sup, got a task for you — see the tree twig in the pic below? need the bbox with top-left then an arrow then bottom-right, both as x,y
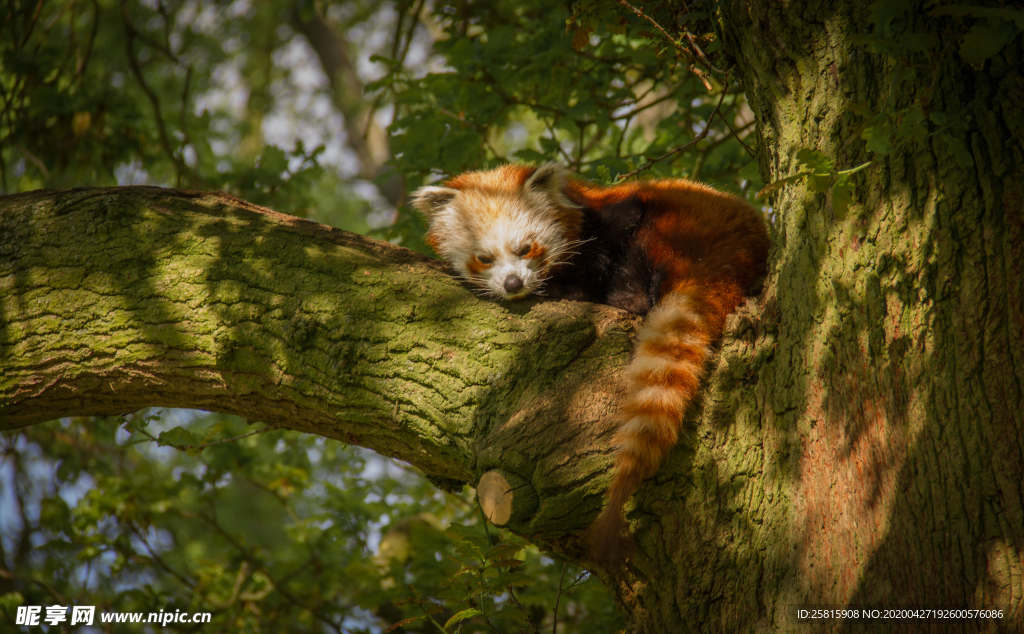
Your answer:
21,0 -> 45,48
16,143 -> 50,180
132,525 -> 197,589
704,119 -> 755,155
552,562 -> 567,634
120,0 -> 194,187
542,119 -> 576,166
507,587 -> 542,634
614,0 -> 716,89
617,89 -> 727,180
74,0 -> 101,84
610,85 -> 683,121
129,422 -> 271,452
718,103 -> 756,156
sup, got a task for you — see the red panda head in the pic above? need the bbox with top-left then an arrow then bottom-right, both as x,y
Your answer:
411,163 -> 584,300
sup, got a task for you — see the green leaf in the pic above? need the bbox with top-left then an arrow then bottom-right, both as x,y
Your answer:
444,609 -> 482,630
604,20 -> 626,35
930,6 -> 1024,29
586,157 -> 631,182
258,146 -> 288,174
867,0 -> 914,33
445,523 -> 490,558
900,32 -> 940,52
40,497 -> 72,532
836,161 -> 873,176
0,593 -> 26,613
157,426 -> 200,448
847,101 -> 874,117
756,172 -> 808,198
862,118 -> 894,155
831,181 -> 854,219
539,136 -> 563,155
436,586 -> 470,601
571,27 -> 591,51
384,617 -> 425,633
942,133 -> 975,168
795,148 -> 834,173
497,602 -> 530,624
959,21 -> 1020,65
484,542 -> 525,561
896,106 -> 927,143
486,569 -> 534,589
807,173 -> 832,194
738,160 -> 762,182
514,148 -> 549,164
198,422 -> 225,444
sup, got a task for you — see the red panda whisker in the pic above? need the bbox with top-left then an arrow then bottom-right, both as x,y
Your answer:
549,250 -> 581,260
542,250 -> 581,265
564,237 -> 596,249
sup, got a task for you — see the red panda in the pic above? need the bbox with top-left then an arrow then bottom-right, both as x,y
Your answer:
412,163 -> 770,561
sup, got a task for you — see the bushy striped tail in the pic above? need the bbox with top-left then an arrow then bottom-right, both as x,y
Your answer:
590,284 -> 735,564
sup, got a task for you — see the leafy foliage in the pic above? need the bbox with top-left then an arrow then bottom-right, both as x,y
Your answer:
369,0 -> 760,251
0,0 -> 371,227
930,4 -> 1024,64
1,415 -> 623,633
378,0 -> 759,197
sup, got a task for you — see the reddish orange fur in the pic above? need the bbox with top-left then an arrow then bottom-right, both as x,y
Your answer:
565,177 -> 769,566
427,165 -> 586,255
465,255 -> 492,275
523,242 -> 545,260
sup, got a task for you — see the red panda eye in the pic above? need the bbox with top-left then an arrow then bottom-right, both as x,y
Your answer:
477,255 -> 493,265
517,244 -> 532,257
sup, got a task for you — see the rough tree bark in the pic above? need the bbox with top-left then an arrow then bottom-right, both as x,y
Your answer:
2,3 -> 1023,634
0,186 -> 639,538
649,1 -> 1022,633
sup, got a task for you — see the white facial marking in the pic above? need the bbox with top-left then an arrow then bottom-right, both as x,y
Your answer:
414,165 -> 581,301
427,193 -> 570,301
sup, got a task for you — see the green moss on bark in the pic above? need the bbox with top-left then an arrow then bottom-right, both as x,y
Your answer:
0,187 -> 637,554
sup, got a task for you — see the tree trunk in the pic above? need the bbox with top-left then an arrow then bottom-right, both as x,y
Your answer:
586,1 -> 1015,632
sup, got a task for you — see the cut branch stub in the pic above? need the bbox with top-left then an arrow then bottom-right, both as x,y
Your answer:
477,470 -> 539,526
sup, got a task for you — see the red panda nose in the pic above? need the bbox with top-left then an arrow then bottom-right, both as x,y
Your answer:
504,275 -> 524,294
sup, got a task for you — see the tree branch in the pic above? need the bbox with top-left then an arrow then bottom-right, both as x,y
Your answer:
0,186 -> 635,543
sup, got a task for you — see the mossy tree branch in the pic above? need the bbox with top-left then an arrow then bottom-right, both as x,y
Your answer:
0,186 -> 638,543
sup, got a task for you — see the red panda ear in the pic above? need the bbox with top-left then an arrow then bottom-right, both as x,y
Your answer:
525,162 -> 567,193
525,163 -> 578,210
411,186 -> 459,216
